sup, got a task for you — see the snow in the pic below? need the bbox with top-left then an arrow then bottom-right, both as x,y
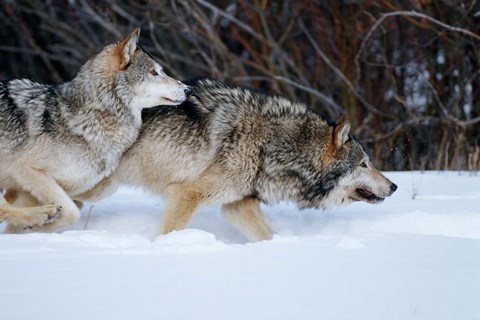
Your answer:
1,171 -> 479,320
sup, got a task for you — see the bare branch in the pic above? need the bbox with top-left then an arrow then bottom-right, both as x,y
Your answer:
416,71 -> 480,129
196,0 -> 267,43
355,10 -> 480,83
298,19 -> 393,119
234,75 -> 344,118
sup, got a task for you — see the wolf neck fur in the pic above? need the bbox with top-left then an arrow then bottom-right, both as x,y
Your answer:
58,79 -> 141,151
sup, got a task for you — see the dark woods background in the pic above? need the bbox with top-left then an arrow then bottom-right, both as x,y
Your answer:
0,0 -> 479,171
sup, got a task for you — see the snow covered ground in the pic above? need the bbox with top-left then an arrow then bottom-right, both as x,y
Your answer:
1,171 -> 479,320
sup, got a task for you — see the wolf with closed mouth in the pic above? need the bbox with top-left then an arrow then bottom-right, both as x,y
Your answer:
73,78 -> 397,241
1,28 -> 191,232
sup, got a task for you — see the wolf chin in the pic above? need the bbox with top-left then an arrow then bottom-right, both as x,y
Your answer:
1,28 -> 191,232
76,78 -> 397,241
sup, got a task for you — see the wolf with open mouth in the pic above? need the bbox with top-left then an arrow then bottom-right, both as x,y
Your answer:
75,78 -> 397,241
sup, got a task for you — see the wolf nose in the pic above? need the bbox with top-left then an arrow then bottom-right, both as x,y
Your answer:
390,183 -> 398,193
184,86 -> 193,97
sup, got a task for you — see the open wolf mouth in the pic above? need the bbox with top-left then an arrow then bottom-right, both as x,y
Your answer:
354,188 -> 384,203
163,97 -> 183,104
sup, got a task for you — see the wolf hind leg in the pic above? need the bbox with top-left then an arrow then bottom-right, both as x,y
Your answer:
10,168 -> 80,232
159,184 -> 204,236
222,198 -> 274,242
0,192 -> 61,233
72,174 -> 121,211
75,174 -> 119,203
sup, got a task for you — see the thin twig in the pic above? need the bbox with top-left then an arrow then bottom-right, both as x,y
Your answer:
273,76 -> 344,115
415,71 -> 480,128
83,205 -> 94,230
196,0 -> 267,43
234,75 -> 344,117
355,10 -> 480,83
298,19 -> 393,119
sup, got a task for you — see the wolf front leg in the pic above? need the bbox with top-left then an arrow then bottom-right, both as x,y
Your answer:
222,198 -> 274,242
10,168 -> 80,232
159,184 -> 204,236
0,192 -> 60,232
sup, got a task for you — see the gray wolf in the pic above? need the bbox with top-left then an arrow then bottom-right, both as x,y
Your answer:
78,78 -> 397,241
0,28 -> 191,232
11,78 -> 396,240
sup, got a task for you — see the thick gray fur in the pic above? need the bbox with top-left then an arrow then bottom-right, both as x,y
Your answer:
79,78 -> 396,241
1,28 -> 190,232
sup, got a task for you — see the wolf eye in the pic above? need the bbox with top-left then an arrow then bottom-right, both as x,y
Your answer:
150,69 -> 158,76
360,161 -> 367,168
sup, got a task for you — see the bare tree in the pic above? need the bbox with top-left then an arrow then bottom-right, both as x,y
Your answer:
0,0 -> 478,171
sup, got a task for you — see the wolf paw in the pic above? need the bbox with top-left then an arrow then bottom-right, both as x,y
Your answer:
4,204 -> 61,234
26,204 -> 62,228
42,205 -> 62,224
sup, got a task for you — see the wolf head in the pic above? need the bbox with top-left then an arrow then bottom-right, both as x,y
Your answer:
75,28 -> 191,110
256,104 -> 397,209
315,117 -> 397,207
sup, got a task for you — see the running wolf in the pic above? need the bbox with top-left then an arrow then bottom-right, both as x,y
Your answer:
76,78 -> 397,241
0,28 -> 191,232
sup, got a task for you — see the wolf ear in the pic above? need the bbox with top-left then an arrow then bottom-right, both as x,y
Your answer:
117,28 -> 141,69
333,116 -> 351,149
